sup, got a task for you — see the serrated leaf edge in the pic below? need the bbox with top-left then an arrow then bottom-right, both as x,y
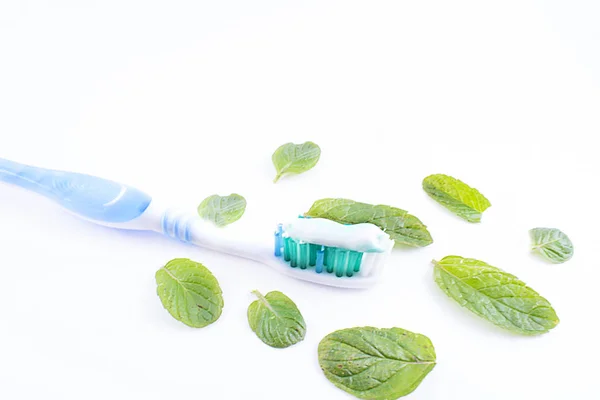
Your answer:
432,258 -> 559,335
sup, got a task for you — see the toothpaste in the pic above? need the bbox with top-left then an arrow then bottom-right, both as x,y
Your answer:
283,217 -> 394,253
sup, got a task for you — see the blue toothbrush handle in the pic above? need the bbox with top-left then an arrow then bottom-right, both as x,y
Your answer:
0,158 -> 152,224
0,157 -> 272,261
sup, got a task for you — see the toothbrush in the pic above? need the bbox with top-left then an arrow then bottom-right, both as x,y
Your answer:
0,158 -> 394,288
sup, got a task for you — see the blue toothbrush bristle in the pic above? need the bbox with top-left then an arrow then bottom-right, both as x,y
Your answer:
274,224 -> 283,257
315,246 -> 325,273
274,230 -> 363,277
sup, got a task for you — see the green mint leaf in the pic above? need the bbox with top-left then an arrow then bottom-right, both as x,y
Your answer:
318,327 -> 436,399
155,258 -> 224,328
422,174 -> 491,222
530,228 -> 574,263
305,198 -> 433,247
272,141 -> 321,183
433,256 -> 559,335
197,193 -> 246,227
247,290 -> 306,348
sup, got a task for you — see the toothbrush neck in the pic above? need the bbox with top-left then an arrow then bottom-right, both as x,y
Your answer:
160,209 -> 272,262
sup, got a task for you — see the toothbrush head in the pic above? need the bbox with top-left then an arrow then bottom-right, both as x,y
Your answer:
272,217 -> 394,289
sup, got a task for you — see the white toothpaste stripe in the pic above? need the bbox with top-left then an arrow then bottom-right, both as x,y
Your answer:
284,218 -> 393,253
103,185 -> 127,206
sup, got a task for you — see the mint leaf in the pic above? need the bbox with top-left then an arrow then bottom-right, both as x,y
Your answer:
305,198 -> 433,247
247,290 -> 306,348
318,327 -> 436,399
530,228 -> 574,264
433,256 -> 559,335
155,258 -> 224,328
197,193 -> 246,227
272,141 -> 321,183
422,174 -> 491,222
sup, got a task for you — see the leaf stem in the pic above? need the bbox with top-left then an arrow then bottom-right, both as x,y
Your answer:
251,289 -> 266,301
273,173 -> 282,183
251,290 -> 277,314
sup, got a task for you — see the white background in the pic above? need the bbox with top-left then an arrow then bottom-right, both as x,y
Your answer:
1,1 -> 599,399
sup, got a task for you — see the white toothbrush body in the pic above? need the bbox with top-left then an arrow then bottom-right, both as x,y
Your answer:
0,158 -> 393,288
